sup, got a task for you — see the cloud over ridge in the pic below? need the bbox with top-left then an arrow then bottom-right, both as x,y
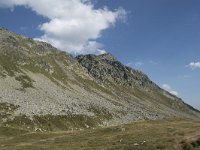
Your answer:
0,0 -> 126,54
162,84 -> 178,96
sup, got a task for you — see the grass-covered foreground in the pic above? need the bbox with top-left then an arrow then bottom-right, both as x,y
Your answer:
0,119 -> 200,150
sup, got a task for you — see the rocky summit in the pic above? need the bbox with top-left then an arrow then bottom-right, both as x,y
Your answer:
0,27 -> 199,131
76,53 -> 154,87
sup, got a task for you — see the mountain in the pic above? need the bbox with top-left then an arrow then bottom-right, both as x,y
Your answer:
0,27 -> 199,131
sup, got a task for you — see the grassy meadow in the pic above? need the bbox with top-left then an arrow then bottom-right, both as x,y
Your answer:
0,119 -> 200,150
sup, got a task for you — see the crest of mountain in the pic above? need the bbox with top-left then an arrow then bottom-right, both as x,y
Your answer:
76,53 -> 154,87
0,27 -> 199,131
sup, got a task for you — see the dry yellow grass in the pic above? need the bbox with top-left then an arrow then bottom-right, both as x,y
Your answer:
0,119 -> 200,150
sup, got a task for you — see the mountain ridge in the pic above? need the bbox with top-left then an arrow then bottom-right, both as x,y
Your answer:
0,27 -> 199,131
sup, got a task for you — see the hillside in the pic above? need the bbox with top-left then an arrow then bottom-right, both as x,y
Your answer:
0,27 -> 199,131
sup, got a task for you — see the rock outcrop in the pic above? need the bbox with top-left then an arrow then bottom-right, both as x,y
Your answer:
76,53 -> 154,87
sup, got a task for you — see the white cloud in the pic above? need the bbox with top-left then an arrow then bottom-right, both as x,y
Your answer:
188,61 -> 200,69
126,61 -> 144,67
135,62 -> 144,67
127,60 -> 158,68
0,0 -> 126,55
149,60 -> 157,65
162,84 -> 178,96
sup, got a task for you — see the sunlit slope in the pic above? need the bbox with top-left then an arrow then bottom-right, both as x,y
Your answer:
0,27 -> 199,131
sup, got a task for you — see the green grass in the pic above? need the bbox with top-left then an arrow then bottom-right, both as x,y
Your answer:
0,127 -> 28,137
21,54 -> 71,87
15,74 -> 34,89
0,55 -> 21,76
2,114 -> 108,132
88,105 -> 113,121
0,119 -> 200,150
73,76 -> 119,100
0,103 -> 19,124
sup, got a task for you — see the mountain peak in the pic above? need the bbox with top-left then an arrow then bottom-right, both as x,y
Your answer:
76,53 -> 154,87
0,27 -> 9,31
97,53 -> 116,61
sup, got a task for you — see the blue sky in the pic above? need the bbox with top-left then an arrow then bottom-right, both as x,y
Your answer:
0,0 -> 199,109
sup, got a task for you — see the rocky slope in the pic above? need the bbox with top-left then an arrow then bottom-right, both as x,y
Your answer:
0,27 -> 199,131
76,53 -> 155,87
